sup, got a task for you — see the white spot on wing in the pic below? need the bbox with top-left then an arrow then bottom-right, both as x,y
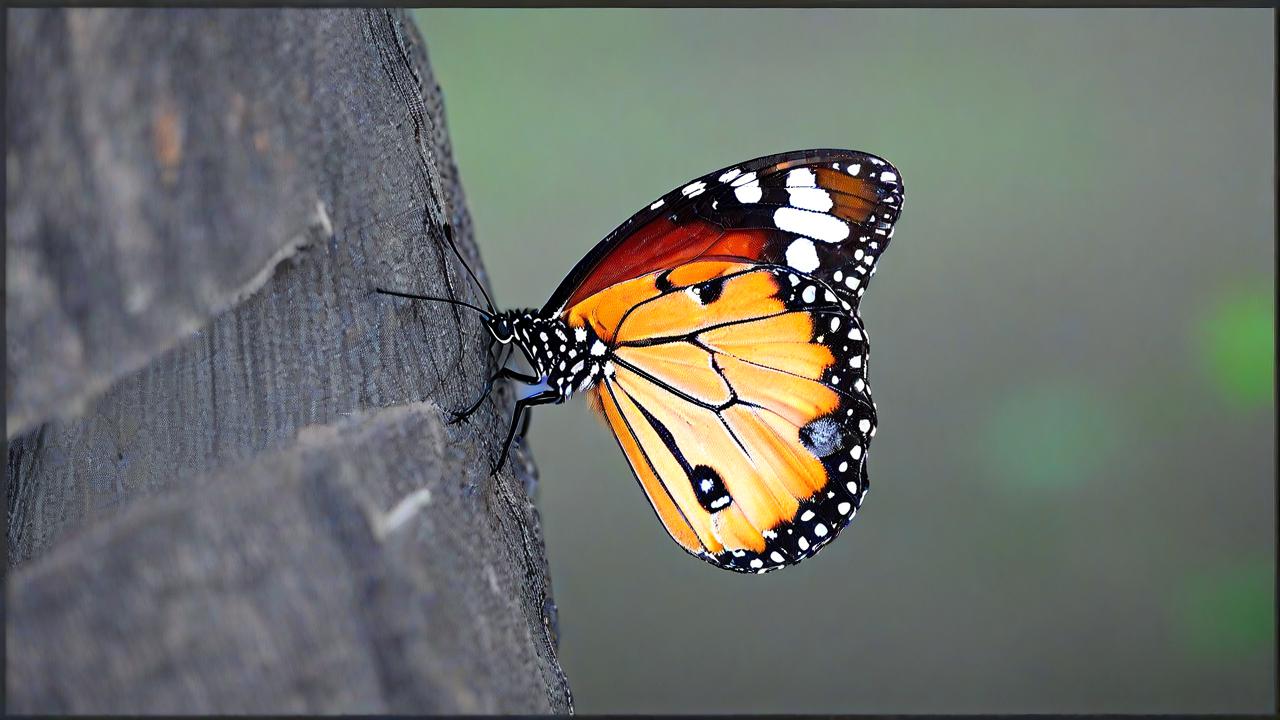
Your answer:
786,167 -> 817,186
682,181 -> 707,198
773,207 -> 849,243
787,187 -> 834,212
718,167 -> 742,182
735,180 -> 762,204
785,238 -> 820,273
650,198 -> 665,210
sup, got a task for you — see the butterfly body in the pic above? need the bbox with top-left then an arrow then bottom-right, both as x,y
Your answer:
443,149 -> 903,573
488,310 -> 608,400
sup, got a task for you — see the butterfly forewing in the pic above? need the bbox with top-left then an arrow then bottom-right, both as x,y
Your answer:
546,149 -> 904,315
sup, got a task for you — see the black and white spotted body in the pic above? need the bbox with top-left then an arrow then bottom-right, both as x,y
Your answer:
487,310 -> 608,400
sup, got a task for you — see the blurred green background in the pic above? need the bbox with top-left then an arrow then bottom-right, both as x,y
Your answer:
413,9 -> 1274,714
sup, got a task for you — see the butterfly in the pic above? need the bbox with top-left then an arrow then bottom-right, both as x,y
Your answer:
379,149 -> 905,573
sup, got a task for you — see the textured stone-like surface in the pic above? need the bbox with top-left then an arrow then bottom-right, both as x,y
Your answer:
6,7 -> 486,564
5,9 -> 570,713
7,403 -> 569,713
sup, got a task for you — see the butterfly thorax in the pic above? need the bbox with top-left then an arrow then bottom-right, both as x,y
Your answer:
490,310 -> 609,399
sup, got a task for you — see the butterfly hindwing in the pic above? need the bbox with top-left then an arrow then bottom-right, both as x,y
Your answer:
583,261 -> 876,573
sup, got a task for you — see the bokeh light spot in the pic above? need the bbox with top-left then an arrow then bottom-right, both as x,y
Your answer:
1172,559 -> 1274,660
980,380 -> 1124,492
1193,285 -> 1273,409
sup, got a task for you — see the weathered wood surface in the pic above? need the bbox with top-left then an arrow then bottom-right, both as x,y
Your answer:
6,8 -> 571,713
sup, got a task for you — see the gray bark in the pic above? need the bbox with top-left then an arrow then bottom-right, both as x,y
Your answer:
5,8 -> 571,713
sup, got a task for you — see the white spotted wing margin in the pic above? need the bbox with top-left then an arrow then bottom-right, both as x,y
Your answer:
682,149 -> 905,307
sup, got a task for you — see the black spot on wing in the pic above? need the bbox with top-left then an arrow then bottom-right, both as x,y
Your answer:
690,276 -> 726,305
800,417 -> 845,457
690,464 -> 731,513
655,268 -> 675,293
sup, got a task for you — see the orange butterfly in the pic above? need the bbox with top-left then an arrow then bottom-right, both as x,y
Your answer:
380,149 -> 904,573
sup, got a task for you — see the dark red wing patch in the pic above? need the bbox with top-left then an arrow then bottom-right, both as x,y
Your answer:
557,217 -> 770,313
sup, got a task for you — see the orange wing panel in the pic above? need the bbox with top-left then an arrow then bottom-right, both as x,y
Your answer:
594,383 -> 712,555
615,269 -> 785,344
566,260 -> 758,343
665,260 -> 750,287
716,353 -> 841,427
699,313 -> 833,380
613,366 -> 791,539
613,343 -> 732,407
711,505 -> 768,554
565,273 -> 661,343
720,404 -> 826,499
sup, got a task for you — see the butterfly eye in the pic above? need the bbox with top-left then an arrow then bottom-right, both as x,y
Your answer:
488,318 -> 514,343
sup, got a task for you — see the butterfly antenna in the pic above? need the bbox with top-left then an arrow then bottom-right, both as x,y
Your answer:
441,223 -> 497,315
374,287 -> 493,319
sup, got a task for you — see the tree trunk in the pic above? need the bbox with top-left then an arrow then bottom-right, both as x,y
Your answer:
5,8 -> 571,713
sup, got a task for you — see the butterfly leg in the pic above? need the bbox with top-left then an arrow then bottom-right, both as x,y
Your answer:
447,358 -> 535,425
491,387 -> 558,476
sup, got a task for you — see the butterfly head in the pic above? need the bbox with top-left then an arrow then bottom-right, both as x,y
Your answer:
486,312 -> 518,344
